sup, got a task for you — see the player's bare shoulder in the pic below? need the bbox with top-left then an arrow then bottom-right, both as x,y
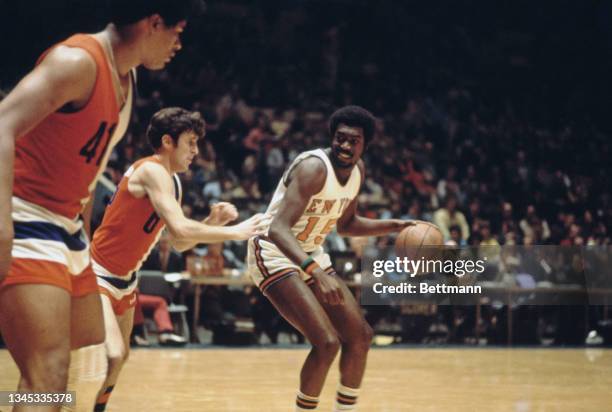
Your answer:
39,45 -> 97,106
287,155 -> 327,186
44,45 -> 97,72
128,160 -> 172,198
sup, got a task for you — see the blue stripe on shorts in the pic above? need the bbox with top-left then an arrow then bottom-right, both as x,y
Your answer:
14,221 -> 87,251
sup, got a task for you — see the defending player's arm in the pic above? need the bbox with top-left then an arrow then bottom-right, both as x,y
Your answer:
337,161 -> 414,237
268,157 -> 344,305
0,47 -> 97,281
170,202 -> 239,252
136,162 -> 265,245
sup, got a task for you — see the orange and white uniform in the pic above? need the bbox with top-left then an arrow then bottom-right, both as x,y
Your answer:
246,149 -> 361,293
2,34 -> 134,296
91,157 -> 182,314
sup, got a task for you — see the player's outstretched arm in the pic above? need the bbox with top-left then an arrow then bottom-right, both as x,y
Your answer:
336,197 -> 414,237
268,157 -> 344,305
170,202 -> 239,251
0,47 -> 97,282
137,163 -> 266,245
336,162 -> 415,237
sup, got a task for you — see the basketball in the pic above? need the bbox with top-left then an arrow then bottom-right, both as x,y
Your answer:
395,221 -> 444,262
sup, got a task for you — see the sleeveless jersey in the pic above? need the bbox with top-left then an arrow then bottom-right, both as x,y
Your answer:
264,149 -> 361,252
90,156 -> 182,277
13,34 -> 134,220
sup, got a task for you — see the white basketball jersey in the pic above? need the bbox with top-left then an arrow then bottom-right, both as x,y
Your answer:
264,149 -> 361,252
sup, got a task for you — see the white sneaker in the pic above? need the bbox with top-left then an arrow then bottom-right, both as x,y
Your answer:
159,332 -> 187,346
586,330 -> 603,346
132,335 -> 150,347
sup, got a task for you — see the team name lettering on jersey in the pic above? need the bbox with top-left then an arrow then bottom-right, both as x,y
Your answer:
305,198 -> 350,215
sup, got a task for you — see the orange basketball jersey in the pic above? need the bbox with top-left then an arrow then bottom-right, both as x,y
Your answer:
13,34 -> 121,219
91,157 -> 181,277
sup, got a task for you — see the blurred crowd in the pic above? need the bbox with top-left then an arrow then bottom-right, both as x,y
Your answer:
99,2 -> 610,256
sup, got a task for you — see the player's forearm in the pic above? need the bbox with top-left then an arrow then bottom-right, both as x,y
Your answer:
170,214 -> 226,252
170,218 -> 219,252
168,218 -> 210,252
268,222 -> 311,268
0,134 -> 15,281
338,216 -> 406,237
169,219 -> 240,243
170,237 -> 199,253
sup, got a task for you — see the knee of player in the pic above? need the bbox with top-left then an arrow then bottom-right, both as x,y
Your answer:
25,350 -> 70,391
123,348 -> 131,363
347,322 -> 374,352
360,323 -> 374,349
314,334 -> 341,356
107,356 -> 124,374
362,322 -> 374,345
107,348 -> 129,371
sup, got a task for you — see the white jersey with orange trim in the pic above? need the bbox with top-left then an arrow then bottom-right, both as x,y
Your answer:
246,148 -> 361,293
263,148 -> 361,252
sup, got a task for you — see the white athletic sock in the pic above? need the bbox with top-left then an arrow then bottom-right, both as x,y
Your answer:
295,390 -> 319,411
333,383 -> 360,411
61,343 -> 108,412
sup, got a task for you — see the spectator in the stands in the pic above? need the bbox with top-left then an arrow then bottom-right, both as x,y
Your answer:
433,195 -> 470,242
142,232 -> 185,273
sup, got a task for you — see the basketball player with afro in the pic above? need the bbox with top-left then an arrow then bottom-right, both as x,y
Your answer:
247,105 -> 415,411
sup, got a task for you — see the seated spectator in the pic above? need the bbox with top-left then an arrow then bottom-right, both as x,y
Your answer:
142,232 -> 185,273
560,223 -> 582,246
447,225 -> 467,247
478,222 -> 501,280
131,292 -> 187,346
480,221 -> 500,248
520,205 -> 551,243
500,202 -> 519,237
437,165 -> 463,204
467,198 -> 487,236
402,159 -> 435,197
403,200 -> 425,221
202,243 -> 225,275
433,195 -> 470,242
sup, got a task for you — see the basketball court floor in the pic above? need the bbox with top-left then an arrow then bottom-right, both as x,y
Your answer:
1,347 -> 611,411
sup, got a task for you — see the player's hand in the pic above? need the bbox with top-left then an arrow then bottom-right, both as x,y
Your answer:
206,202 -> 238,226
393,219 -> 417,232
230,213 -> 270,241
312,267 -> 344,306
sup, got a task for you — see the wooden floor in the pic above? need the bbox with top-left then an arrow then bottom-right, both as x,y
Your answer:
1,348 -> 611,411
